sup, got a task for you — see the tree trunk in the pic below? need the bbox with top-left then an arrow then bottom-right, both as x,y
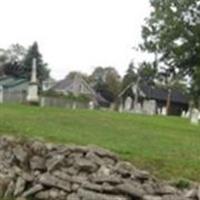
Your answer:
166,89 -> 171,115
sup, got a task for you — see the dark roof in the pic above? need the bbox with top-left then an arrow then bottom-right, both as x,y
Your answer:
0,76 -> 28,89
51,75 -> 95,95
51,77 -> 73,91
140,85 -> 189,104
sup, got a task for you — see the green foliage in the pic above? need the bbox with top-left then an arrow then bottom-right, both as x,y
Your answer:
138,62 -> 157,85
0,104 -> 200,181
122,62 -> 137,89
172,179 -> 191,190
23,42 -> 50,84
141,0 -> 200,105
91,67 -> 121,102
42,90 -> 91,103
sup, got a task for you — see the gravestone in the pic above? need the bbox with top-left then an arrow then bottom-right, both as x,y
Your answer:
133,103 -> 142,114
190,108 -> 199,125
143,100 -> 157,115
161,107 -> 167,116
118,104 -> 123,113
72,102 -> 77,110
88,101 -> 95,110
124,96 -> 132,111
40,97 -> 45,107
26,58 -> 39,104
181,110 -> 186,118
0,85 -> 3,103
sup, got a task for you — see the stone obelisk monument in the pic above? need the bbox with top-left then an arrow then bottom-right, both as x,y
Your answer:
26,58 -> 39,104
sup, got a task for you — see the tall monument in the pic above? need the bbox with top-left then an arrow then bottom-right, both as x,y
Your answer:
27,58 -> 39,104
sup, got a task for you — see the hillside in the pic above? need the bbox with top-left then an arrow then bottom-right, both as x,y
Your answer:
0,104 -> 199,181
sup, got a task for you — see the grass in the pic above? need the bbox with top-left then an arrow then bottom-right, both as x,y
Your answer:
0,104 -> 200,181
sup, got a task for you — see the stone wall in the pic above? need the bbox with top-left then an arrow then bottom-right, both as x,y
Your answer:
0,136 -> 198,200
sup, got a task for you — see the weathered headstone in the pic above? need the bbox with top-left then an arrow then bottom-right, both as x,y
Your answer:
124,97 -> 132,112
40,97 -> 45,108
72,102 -> 77,110
133,103 -> 142,114
88,101 -> 95,110
118,104 -> 123,113
190,108 -> 199,125
143,100 -> 157,115
181,110 -> 186,118
26,58 -> 39,104
161,107 -> 167,116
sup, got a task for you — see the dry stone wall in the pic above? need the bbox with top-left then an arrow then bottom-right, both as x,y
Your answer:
0,136 -> 198,200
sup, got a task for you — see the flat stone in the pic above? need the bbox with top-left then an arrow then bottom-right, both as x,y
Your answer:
116,183 -> 145,198
14,177 -> 26,196
39,173 -> 71,192
46,155 -> 64,171
30,156 -> 46,171
13,146 -> 28,164
78,188 -> 129,200
22,184 -> 43,197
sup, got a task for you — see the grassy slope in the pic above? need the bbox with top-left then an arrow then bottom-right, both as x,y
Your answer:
0,104 -> 200,181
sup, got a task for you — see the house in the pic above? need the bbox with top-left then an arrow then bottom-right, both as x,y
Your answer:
0,76 -> 29,103
119,83 -> 189,116
49,74 -> 109,107
51,74 -> 95,96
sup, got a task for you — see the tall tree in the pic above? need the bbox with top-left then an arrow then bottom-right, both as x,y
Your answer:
23,42 -> 49,84
122,62 -> 137,89
90,67 -> 121,103
138,62 -> 157,86
140,0 -> 200,106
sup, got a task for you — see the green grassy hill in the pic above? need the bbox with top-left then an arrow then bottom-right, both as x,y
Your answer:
0,104 -> 200,181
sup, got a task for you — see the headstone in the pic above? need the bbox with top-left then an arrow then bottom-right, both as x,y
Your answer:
133,103 -> 142,114
40,97 -> 45,108
181,111 -> 186,118
26,58 -> 39,104
88,101 -> 95,110
72,102 -> 77,110
0,85 -> 3,103
124,97 -> 132,112
161,107 -> 167,116
143,100 -> 157,115
118,104 -> 123,113
190,108 -> 199,125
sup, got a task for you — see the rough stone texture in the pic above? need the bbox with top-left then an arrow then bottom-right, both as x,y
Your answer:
0,136 -> 198,200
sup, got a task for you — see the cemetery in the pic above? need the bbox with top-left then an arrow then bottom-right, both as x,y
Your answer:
0,0 -> 200,199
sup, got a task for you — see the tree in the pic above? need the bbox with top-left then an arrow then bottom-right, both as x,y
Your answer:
138,62 -> 157,86
140,0 -> 200,106
23,42 -> 49,84
122,62 -> 137,89
0,44 -> 27,77
90,67 -> 121,103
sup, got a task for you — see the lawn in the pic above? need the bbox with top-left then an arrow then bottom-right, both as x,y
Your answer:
0,104 -> 200,181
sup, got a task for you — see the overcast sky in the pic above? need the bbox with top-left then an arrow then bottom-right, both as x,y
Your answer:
0,0 -> 151,80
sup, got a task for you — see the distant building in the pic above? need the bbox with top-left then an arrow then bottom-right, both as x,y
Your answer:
0,76 -> 29,103
49,74 -> 109,107
51,74 -> 95,96
119,83 -> 189,116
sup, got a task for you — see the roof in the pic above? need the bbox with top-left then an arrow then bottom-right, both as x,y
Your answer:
51,77 -> 73,91
0,76 -> 28,89
120,83 -> 189,105
51,74 -> 95,95
140,85 -> 189,104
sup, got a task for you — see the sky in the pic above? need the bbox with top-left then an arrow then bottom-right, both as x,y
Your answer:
0,0 -> 151,80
